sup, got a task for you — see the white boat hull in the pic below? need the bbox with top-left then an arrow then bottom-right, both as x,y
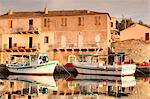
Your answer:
75,63 -> 136,76
8,75 -> 58,90
6,61 -> 58,75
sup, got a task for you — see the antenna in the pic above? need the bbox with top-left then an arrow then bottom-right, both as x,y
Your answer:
122,14 -> 126,29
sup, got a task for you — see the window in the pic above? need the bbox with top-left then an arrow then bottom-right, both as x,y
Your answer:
8,20 -> 13,28
111,22 -> 113,27
77,33 -> 83,47
9,37 -> 12,48
44,18 -> 50,28
29,37 -> 33,48
145,33 -> 149,41
44,18 -> 47,27
68,55 -> 76,63
61,35 -> 66,47
95,16 -> 101,25
29,19 -> 33,30
61,18 -> 67,26
44,36 -> 49,43
78,17 -> 84,26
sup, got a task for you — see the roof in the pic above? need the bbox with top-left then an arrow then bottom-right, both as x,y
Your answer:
121,23 -> 150,32
0,10 -> 111,19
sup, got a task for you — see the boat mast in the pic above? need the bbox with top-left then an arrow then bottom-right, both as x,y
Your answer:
29,55 -> 31,66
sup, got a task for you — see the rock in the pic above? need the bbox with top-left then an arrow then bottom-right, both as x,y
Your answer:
112,39 -> 150,63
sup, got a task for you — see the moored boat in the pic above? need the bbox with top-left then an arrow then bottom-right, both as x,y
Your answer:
6,54 -> 59,75
74,53 -> 136,76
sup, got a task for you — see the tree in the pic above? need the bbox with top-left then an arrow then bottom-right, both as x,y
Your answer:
138,20 -> 144,25
138,20 -> 150,28
116,18 -> 134,31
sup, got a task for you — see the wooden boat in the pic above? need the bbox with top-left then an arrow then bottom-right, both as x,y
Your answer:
6,54 -> 59,75
74,53 -> 136,76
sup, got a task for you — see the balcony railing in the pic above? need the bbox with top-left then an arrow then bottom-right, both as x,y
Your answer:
3,43 -> 40,52
12,27 -> 39,34
49,42 -> 107,49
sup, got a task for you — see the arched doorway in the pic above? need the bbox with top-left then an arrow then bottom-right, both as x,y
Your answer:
68,55 -> 76,63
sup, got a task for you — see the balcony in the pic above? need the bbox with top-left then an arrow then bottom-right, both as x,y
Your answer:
3,43 -> 40,52
49,42 -> 106,51
13,26 -> 39,34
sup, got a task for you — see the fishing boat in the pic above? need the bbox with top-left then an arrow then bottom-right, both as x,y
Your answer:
74,53 -> 136,76
6,54 -> 59,75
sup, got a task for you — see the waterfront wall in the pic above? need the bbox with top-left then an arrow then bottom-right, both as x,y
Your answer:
0,9 -> 113,64
112,39 -> 150,63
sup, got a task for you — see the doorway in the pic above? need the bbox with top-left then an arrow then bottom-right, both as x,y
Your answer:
29,37 -> 33,48
9,37 -> 12,48
145,33 -> 149,41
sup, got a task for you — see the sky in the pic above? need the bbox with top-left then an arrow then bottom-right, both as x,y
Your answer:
0,0 -> 149,24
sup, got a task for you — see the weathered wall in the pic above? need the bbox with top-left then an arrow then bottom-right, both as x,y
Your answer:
112,39 -> 150,63
120,24 -> 150,41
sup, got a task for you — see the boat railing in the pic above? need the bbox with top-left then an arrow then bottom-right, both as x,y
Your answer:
78,53 -> 134,66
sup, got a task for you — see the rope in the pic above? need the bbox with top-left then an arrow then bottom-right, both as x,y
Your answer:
136,68 -> 146,76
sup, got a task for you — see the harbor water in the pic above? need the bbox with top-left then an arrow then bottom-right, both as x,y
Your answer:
0,72 -> 149,99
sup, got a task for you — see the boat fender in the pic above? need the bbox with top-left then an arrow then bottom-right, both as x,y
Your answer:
103,66 -> 106,70
96,66 -> 99,68
104,66 -> 109,71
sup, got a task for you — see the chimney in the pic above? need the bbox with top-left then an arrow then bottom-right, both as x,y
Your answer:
8,9 -> 13,15
87,10 -> 90,13
44,7 -> 48,14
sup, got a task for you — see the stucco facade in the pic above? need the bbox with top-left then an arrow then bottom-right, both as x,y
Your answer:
120,23 -> 150,41
0,9 -> 112,64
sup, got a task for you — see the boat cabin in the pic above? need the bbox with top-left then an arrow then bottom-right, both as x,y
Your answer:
10,54 -> 49,66
78,53 -> 126,65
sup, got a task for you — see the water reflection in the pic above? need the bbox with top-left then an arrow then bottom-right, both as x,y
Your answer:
55,75 -> 136,97
0,74 -> 149,99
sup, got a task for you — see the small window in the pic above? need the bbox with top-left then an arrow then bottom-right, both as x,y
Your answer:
29,19 -> 33,25
68,55 -> 76,63
29,19 -> 33,30
95,16 -> 101,25
8,20 -> 13,28
61,18 -> 67,26
111,22 -> 113,27
78,17 -> 84,26
44,36 -> 49,43
145,33 -> 149,41
78,17 -> 81,26
44,18 -> 47,27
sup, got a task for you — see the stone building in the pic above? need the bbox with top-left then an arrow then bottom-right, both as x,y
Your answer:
110,17 -> 120,42
120,23 -> 150,41
0,8 -> 112,64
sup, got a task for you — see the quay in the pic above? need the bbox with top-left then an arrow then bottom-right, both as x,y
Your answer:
0,8 -> 149,77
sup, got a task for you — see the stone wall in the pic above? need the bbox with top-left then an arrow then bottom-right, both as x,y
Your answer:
112,39 -> 150,63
